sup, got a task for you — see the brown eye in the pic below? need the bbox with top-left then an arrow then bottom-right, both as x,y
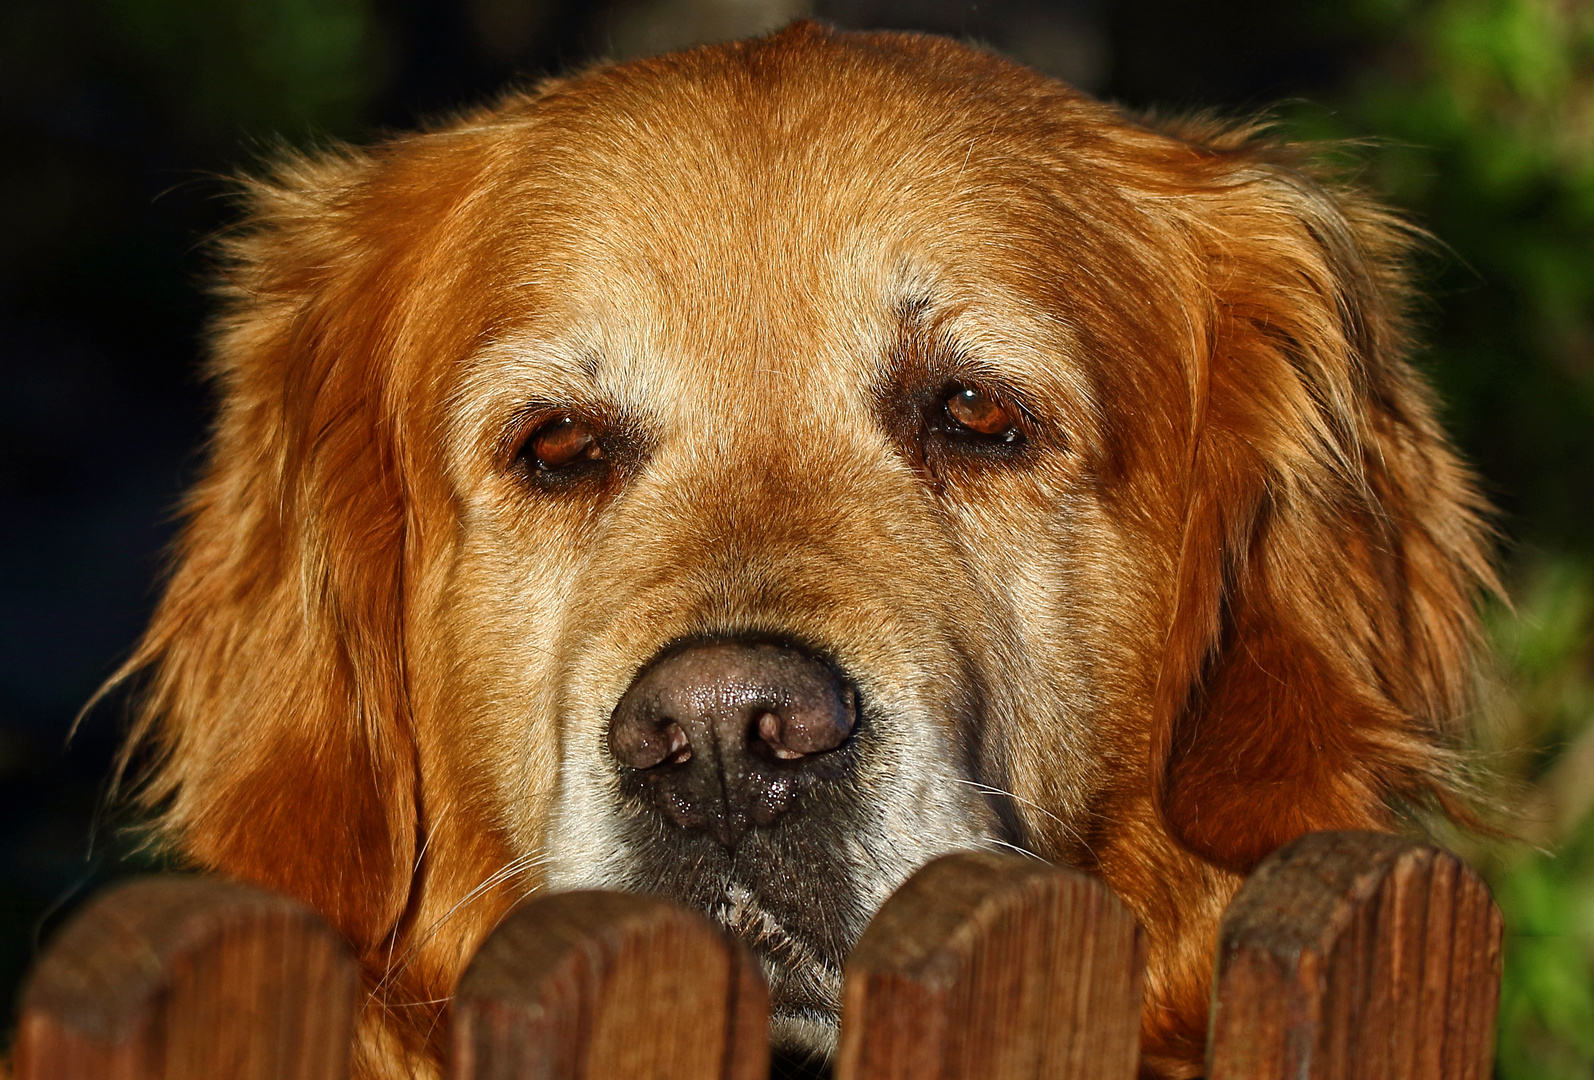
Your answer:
945,387 -> 1019,440
524,414 -> 604,471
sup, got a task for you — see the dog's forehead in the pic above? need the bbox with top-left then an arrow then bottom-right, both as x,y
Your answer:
457,32 -> 1100,422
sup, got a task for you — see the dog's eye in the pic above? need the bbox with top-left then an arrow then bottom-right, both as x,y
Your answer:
944,387 -> 1021,443
521,414 -> 605,473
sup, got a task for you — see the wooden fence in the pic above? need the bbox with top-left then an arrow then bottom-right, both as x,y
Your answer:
12,831 -> 1502,1080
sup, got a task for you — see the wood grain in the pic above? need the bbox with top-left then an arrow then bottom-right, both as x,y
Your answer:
450,890 -> 768,1080
15,875 -> 356,1080
834,850 -> 1143,1080
1207,830 -> 1503,1080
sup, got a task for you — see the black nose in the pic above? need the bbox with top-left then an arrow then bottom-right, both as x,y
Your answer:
608,640 -> 858,848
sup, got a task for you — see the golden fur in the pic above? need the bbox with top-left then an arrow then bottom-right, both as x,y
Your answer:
112,23 -> 1494,1078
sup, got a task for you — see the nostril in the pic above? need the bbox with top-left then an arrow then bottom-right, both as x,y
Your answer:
752,681 -> 856,760
756,711 -> 805,760
665,723 -> 691,763
611,715 -> 692,770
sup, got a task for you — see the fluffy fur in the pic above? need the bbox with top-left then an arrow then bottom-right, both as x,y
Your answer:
110,22 -> 1494,1078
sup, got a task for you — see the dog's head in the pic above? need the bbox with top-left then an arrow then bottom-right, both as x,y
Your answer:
116,22 -> 1493,1074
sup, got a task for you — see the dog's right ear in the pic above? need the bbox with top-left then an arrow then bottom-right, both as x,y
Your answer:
107,140 -> 497,956
1143,135 -> 1497,874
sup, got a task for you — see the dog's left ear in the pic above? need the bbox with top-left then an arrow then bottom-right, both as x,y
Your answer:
1148,135 -> 1496,873
105,141 -> 493,955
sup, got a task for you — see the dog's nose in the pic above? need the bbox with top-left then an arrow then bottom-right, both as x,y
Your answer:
608,640 -> 857,847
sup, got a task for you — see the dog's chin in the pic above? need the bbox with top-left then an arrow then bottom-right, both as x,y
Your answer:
770,1010 -> 840,1065
587,784 -> 878,1052
711,882 -> 844,1058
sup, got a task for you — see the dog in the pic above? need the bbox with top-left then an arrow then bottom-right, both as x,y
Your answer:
110,21 -> 1494,1078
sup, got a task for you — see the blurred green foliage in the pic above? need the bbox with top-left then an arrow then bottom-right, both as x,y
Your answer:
2,0 -> 386,141
1292,1 -> 1594,1075
1476,562 -> 1594,1079
1296,0 -> 1594,553
99,0 -> 387,137
0,0 -> 388,368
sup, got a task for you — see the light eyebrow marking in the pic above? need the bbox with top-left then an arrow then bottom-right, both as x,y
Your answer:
575,348 -> 601,381
895,292 -> 934,328
888,294 -> 975,387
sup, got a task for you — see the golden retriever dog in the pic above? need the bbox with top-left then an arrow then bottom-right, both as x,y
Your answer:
110,21 -> 1494,1078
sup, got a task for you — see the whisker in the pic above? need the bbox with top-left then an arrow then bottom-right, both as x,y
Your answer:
952,778 -> 1096,857
383,996 -> 454,1008
981,836 -> 1050,862
375,850 -> 548,995
412,807 -> 449,876
379,807 -> 452,1013
416,878 -> 546,1048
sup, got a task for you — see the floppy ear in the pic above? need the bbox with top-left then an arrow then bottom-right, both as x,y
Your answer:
1149,135 -> 1497,874
109,148 -> 452,954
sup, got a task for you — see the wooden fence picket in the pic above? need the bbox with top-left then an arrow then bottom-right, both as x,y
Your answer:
449,890 -> 767,1080
14,876 -> 356,1080
833,850 -> 1144,1080
1207,830 -> 1504,1080
9,833 -> 1504,1079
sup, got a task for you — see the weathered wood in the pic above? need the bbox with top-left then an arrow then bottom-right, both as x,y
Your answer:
15,876 -> 356,1080
834,850 -> 1143,1080
1208,830 -> 1503,1080
450,889 -> 768,1080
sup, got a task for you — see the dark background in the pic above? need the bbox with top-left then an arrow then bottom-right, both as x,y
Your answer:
4,0 -> 1591,1072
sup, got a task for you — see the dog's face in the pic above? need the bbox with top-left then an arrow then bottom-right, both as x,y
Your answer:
426,45 -> 1186,1043
438,92 -> 1135,1037
120,23 -> 1491,1077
